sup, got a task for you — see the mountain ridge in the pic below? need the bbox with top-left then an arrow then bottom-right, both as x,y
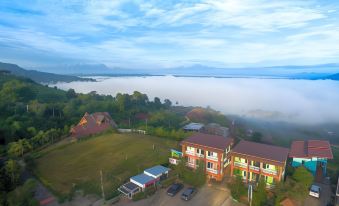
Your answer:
0,62 -> 94,83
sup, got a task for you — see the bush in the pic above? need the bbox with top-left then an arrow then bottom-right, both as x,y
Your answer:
176,159 -> 205,187
229,176 -> 247,202
7,178 -> 39,206
132,186 -> 157,201
160,176 -> 177,188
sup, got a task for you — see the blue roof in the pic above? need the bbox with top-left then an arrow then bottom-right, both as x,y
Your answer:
144,165 -> 170,176
130,174 -> 155,185
183,123 -> 204,130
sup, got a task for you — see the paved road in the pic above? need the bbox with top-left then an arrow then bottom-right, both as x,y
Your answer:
304,179 -> 332,206
115,184 -> 244,206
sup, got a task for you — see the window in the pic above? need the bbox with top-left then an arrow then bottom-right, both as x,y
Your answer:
187,146 -> 195,152
207,162 -> 214,169
197,148 -> 204,155
207,151 -> 217,157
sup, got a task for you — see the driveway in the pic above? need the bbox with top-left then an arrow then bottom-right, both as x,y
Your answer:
304,178 -> 332,206
115,184 -> 245,206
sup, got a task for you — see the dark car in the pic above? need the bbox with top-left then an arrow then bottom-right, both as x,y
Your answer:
167,183 -> 184,196
181,187 -> 197,201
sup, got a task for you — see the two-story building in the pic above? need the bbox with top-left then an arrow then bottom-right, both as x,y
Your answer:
181,133 -> 234,181
289,140 -> 333,178
230,140 -> 289,187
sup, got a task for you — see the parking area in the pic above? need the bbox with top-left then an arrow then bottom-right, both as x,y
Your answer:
304,178 -> 332,206
115,183 -> 244,206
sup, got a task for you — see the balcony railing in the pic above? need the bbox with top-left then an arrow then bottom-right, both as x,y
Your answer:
206,155 -> 218,161
206,168 -> 218,174
262,168 -> 278,176
249,165 -> 260,171
234,161 -> 248,168
196,153 -> 204,158
186,162 -> 196,168
185,150 -> 195,156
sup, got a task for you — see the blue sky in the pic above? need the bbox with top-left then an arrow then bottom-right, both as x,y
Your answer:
0,0 -> 339,69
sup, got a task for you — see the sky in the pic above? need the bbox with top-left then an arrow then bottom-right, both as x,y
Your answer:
0,0 -> 339,69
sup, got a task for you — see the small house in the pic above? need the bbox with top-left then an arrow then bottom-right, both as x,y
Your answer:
118,182 -> 141,199
70,112 -> 117,138
130,174 -> 156,191
183,122 -> 204,132
289,140 -> 333,178
144,165 -> 170,180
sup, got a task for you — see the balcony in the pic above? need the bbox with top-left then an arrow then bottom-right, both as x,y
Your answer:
249,165 -> 260,171
262,168 -> 278,176
206,168 -> 218,174
234,161 -> 248,168
185,150 -> 195,156
186,162 -> 196,168
196,153 -> 204,158
206,155 -> 218,161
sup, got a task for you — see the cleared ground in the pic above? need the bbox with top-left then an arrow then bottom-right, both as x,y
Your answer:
34,132 -> 178,197
116,183 -> 244,206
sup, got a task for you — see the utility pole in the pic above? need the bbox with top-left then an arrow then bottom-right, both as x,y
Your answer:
145,118 -> 148,130
248,184 -> 253,206
100,170 -> 105,201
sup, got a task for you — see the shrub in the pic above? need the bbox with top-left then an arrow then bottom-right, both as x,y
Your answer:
229,176 -> 247,201
132,186 -> 157,201
160,176 -> 177,188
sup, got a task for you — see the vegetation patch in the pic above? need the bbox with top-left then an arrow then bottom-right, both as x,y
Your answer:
34,133 -> 178,200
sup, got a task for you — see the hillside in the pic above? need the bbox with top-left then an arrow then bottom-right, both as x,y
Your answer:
0,62 -> 94,83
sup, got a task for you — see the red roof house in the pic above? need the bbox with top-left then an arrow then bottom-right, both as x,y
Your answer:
70,112 -> 117,138
289,140 -> 333,177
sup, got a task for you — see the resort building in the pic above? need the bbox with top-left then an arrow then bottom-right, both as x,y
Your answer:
289,140 -> 333,178
181,133 -> 233,181
230,140 -> 289,187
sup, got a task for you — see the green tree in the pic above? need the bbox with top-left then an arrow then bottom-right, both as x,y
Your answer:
66,89 -> 77,99
8,139 -> 32,157
4,159 -> 22,187
251,132 -> 263,143
252,178 -> 267,206
7,179 -> 39,206
230,175 -> 247,201
292,166 -> 313,196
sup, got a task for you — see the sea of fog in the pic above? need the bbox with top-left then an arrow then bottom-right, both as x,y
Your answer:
51,76 -> 339,124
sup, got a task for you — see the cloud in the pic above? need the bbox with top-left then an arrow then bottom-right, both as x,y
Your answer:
0,0 -> 339,68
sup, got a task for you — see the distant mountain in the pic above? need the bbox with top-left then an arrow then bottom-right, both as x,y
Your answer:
324,73 -> 339,80
31,62 -> 339,80
0,62 -> 94,83
34,63 -> 115,75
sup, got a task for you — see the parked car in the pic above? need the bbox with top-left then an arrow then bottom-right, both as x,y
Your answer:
309,184 -> 321,198
167,183 -> 184,196
181,187 -> 197,201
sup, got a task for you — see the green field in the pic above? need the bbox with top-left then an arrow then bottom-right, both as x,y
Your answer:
34,132 -> 178,199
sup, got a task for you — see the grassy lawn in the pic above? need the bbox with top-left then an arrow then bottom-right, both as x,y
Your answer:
34,132 -> 178,199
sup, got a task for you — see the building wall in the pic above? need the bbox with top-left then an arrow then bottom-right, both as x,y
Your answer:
230,154 -> 285,187
291,157 -> 328,176
181,144 -> 231,181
